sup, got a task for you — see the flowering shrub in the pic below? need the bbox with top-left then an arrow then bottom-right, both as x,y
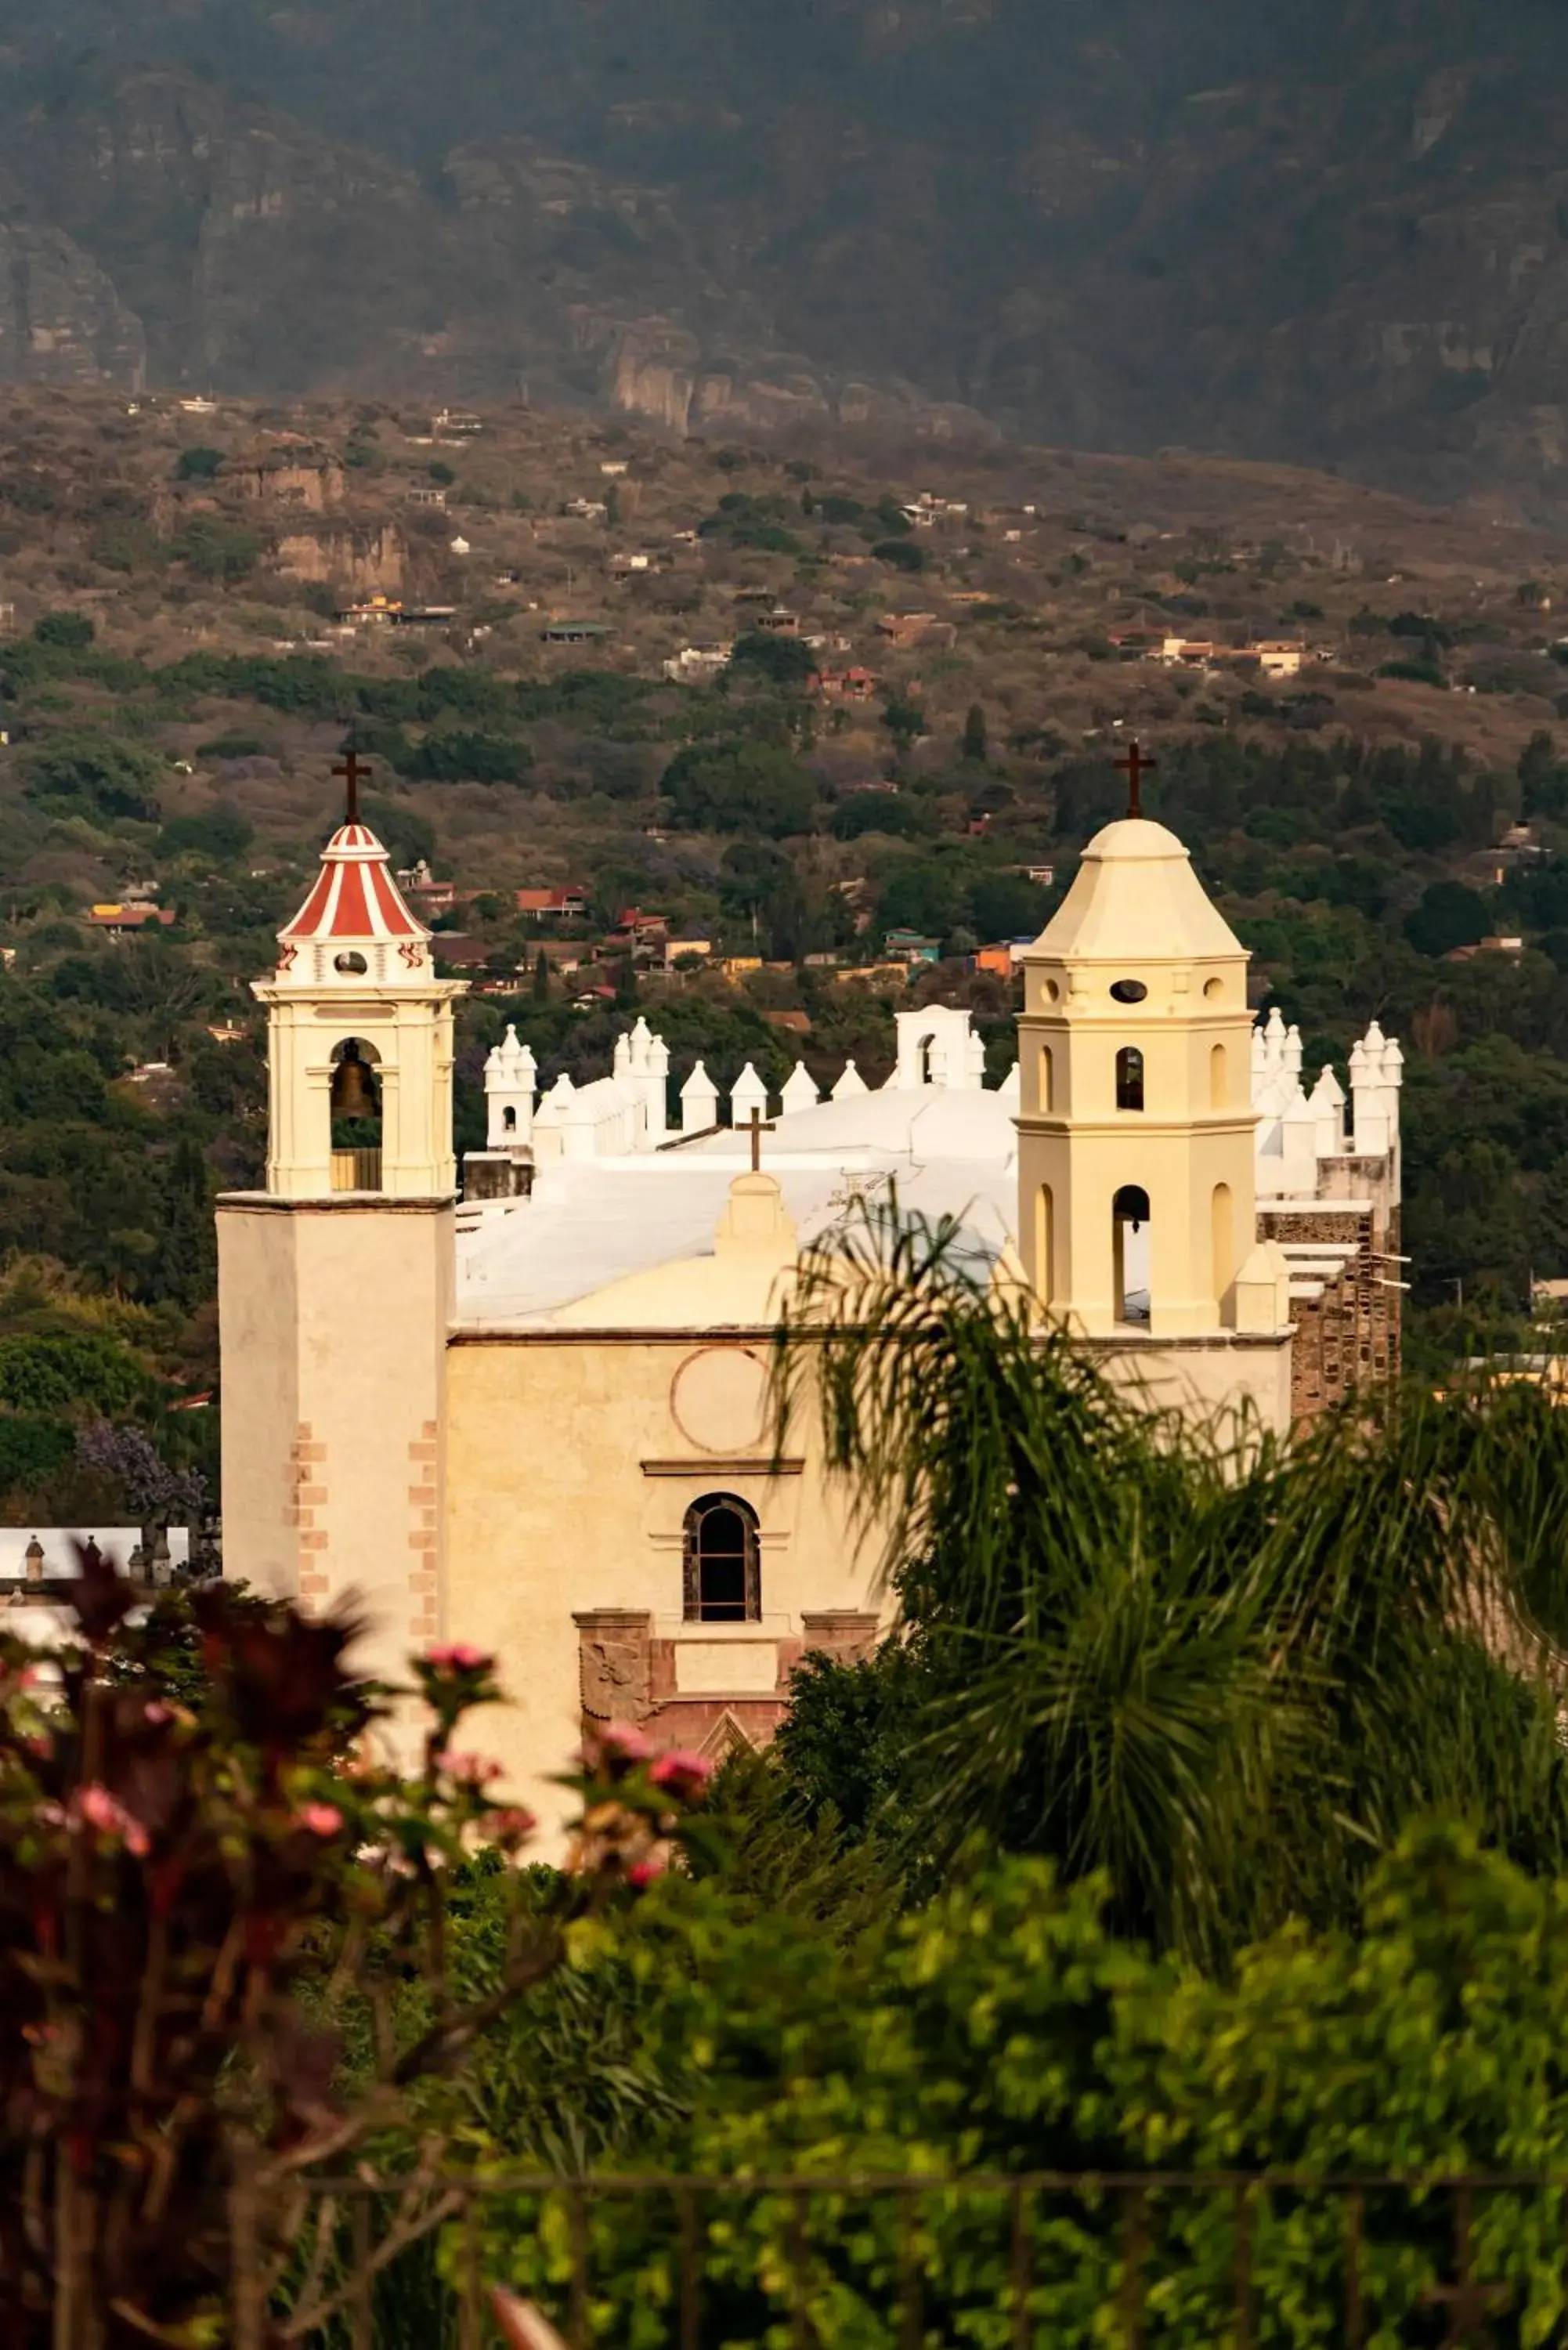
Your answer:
0,1547 -> 710,2348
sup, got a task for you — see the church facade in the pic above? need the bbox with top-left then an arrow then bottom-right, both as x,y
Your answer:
216,805 -> 1402,1835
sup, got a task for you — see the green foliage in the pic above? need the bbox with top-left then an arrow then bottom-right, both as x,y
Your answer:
463,1825 -> 1568,2350
728,629 -> 817,686
1405,879 -> 1492,956
158,804 -> 253,861
174,446 -> 224,481
661,740 -> 818,837
20,729 -> 163,822
172,514 -> 264,584
0,1331 -> 154,1418
32,610 -> 95,651
873,537 -> 924,572
961,700 -> 988,761
0,1413 -> 74,1493
771,1206 -> 1568,1964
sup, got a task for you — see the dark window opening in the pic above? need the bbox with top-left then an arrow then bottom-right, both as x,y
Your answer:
1110,978 -> 1147,1004
683,1493 -> 761,1622
1115,1046 -> 1145,1111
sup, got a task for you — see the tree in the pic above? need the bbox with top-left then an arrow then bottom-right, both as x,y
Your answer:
771,1202 -> 1568,1964
32,611 -> 95,651
873,538 -> 924,573
728,631 -> 817,688
20,730 -> 164,823
1404,880 -> 1491,957
151,1137 -> 216,1313
174,446 -> 224,482
172,515 -> 264,585
532,949 -> 551,1002
661,742 -> 818,838
961,702 -> 988,762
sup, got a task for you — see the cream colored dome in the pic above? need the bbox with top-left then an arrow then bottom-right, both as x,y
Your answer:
1025,815 -> 1244,964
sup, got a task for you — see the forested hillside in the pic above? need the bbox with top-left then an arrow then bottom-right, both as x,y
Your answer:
0,385 -> 1565,1525
3,2 -> 1568,507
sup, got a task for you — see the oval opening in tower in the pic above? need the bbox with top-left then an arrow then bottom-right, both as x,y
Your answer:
334,950 -> 369,974
1110,978 -> 1147,1003
1203,975 -> 1223,1000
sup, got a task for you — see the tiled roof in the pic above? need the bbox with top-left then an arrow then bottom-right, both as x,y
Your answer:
280,824 -> 428,945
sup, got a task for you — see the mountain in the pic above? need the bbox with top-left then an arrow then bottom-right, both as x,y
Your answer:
5,1 -> 1568,515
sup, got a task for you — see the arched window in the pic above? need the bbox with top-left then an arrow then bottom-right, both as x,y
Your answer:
1112,1184 -> 1151,1325
917,1033 -> 936,1086
1115,1046 -> 1145,1112
1212,1182 -> 1234,1302
1035,1183 -> 1054,1305
1039,1044 -> 1054,1113
330,1037 -> 383,1193
502,1104 -> 517,1133
683,1494 -> 761,1623
1209,1043 -> 1227,1109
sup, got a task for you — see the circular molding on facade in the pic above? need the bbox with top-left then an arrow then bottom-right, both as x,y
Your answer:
670,1346 -> 771,1455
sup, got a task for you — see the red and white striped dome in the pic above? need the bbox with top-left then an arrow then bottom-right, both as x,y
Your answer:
279,822 -> 428,946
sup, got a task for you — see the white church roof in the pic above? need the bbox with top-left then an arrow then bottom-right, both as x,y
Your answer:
456,1077 -> 1018,1327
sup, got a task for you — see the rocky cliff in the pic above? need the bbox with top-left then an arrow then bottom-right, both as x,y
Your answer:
5,2 -> 1568,516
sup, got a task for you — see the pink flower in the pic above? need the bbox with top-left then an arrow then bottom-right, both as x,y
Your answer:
425,1643 -> 493,1674
436,1749 -> 503,1787
649,1749 -> 715,1797
295,1802 -> 344,1837
627,1849 -> 670,1888
491,1806 -> 537,1842
144,1701 -> 175,1726
74,1784 -> 150,1858
598,1723 -> 653,1763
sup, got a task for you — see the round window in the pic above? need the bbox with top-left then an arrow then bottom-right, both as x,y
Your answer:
1044,979 -> 1060,1003
1110,978 -> 1147,1004
334,950 -> 368,974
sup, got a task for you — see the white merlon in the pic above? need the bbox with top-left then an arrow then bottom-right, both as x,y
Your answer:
832,1059 -> 869,1100
729,1062 -> 770,1130
780,1063 -> 821,1115
681,1060 -> 719,1135
1308,1066 -> 1345,1156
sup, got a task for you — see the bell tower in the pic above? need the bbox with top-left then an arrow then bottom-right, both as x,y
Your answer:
216,762 -> 468,1672
1015,766 -> 1292,1424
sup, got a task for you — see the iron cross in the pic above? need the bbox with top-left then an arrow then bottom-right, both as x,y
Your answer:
1115,738 -> 1157,819
747,1105 -> 776,1173
332,747 -> 371,826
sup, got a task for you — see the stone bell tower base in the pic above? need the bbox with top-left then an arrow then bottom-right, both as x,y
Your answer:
216,1193 -> 453,1683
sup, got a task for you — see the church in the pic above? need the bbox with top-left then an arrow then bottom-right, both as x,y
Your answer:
215,796 -> 1403,1835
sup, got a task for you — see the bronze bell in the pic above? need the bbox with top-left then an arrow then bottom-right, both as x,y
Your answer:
331,1043 -> 380,1120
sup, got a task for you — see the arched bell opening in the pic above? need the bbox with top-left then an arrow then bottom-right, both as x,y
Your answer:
1112,1183 -> 1151,1327
1115,1046 -> 1145,1112
917,1032 -> 936,1086
1212,1181 -> 1234,1307
330,1036 -> 384,1192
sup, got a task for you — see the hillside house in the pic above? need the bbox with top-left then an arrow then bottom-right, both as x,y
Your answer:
811,666 -> 876,702
662,645 -> 732,681
517,886 -> 588,922
432,409 -> 483,436
663,938 -> 714,971
754,609 -> 802,636
876,612 -> 955,648
1251,640 -> 1306,678
88,903 -> 176,936
883,929 -> 943,966
540,620 -> 613,645
1158,636 -> 1219,668
608,552 -> 654,577
406,487 -> 448,510
564,499 -> 609,522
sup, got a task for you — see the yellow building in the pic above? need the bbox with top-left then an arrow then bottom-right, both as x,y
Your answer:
217,804 -> 1404,1838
